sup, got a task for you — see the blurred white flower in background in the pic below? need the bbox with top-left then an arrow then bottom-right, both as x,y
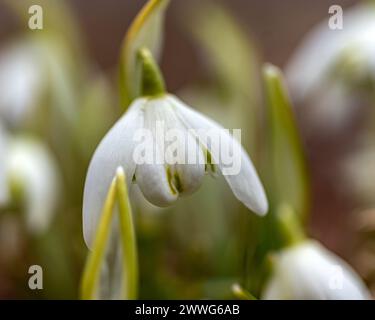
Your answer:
7,138 -> 61,233
262,240 -> 371,300
285,3 -> 375,130
0,131 -> 61,234
0,36 -> 77,127
0,40 -> 44,126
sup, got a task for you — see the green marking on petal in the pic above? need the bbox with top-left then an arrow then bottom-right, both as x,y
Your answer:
173,171 -> 183,194
166,166 -> 178,195
204,148 -> 217,175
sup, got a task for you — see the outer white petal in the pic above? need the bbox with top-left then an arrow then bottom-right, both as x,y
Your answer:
168,95 -> 268,215
262,241 -> 371,300
6,138 -> 60,234
83,99 -> 145,248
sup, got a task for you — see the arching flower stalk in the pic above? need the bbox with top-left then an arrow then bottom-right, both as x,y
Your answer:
83,47 -> 268,248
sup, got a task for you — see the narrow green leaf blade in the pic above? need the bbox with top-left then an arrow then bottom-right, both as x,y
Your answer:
80,177 -> 117,300
115,167 -> 138,300
119,0 -> 170,108
263,64 -> 311,220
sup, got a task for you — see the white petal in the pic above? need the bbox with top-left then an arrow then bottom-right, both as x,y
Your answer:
169,95 -> 268,215
172,146 -> 205,196
135,163 -> 178,207
262,241 -> 371,300
83,99 -> 145,248
134,98 -> 179,206
135,97 -> 205,204
157,98 -> 205,196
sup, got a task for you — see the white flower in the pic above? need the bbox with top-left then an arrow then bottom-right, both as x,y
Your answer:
262,240 -> 371,300
0,39 -> 45,125
0,36 -> 76,127
83,94 -> 268,248
285,4 -> 375,129
0,134 -> 61,234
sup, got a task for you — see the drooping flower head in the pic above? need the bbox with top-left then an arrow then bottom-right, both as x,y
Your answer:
83,48 -> 268,247
262,240 -> 371,300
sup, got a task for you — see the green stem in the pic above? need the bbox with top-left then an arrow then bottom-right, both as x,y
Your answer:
137,47 -> 166,97
80,178 -> 117,300
116,167 -> 138,299
277,204 -> 305,247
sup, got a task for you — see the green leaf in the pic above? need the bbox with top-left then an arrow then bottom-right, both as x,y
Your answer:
263,63 -> 311,220
185,2 -> 261,152
232,283 -> 257,300
188,3 -> 260,100
80,177 -> 117,300
116,168 -> 138,299
119,0 -> 170,108
80,168 -> 138,300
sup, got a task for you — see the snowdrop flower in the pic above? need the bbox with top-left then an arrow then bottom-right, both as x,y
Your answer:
0,36 -> 76,127
83,48 -> 268,247
2,136 -> 61,234
262,240 -> 371,300
285,3 -> 375,129
0,39 -> 45,125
